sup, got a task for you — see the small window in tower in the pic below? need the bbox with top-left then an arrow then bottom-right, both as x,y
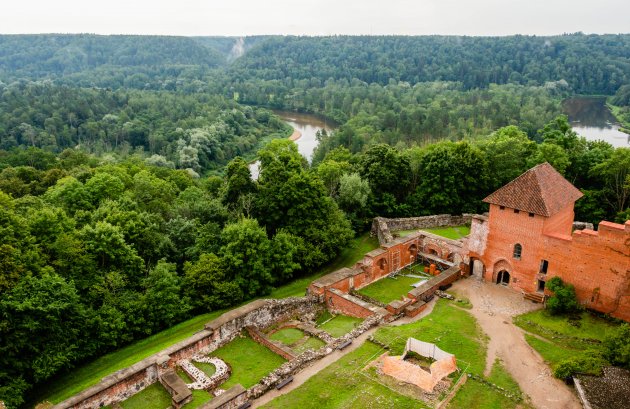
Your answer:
539,260 -> 549,274
514,209 -> 520,214
500,206 -> 505,210
513,243 -> 522,259
529,213 -> 535,218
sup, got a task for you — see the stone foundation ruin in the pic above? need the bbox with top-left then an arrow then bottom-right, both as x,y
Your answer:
54,214 -> 471,409
380,338 -> 457,392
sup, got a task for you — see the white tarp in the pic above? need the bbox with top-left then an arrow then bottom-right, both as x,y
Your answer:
403,337 -> 454,361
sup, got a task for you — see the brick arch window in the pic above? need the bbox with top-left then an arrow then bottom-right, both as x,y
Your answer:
513,243 -> 522,260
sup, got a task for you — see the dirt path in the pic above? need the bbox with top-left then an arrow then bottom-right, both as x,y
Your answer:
251,299 -> 438,408
451,279 -> 581,409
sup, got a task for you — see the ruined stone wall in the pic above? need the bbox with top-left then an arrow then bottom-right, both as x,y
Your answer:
372,214 -> 474,245
53,362 -> 159,409
54,297 -> 322,409
246,327 -> 295,361
325,288 -> 385,318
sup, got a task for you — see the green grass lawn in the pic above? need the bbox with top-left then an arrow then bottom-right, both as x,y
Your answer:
448,359 -> 525,409
423,225 -> 470,240
374,299 -> 487,374
513,310 -> 618,375
211,333 -> 287,389
262,342 -> 421,409
293,337 -> 326,354
120,383 -> 171,409
318,315 -> 363,338
193,361 -> 216,377
35,233 -> 379,405
185,390 -> 213,409
269,328 -> 305,345
177,367 -> 194,383
357,275 -> 421,304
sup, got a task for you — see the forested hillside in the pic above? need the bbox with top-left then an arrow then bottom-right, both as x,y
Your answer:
0,81 -> 289,172
230,34 -> 630,93
1,33 -> 630,408
0,34 -> 227,89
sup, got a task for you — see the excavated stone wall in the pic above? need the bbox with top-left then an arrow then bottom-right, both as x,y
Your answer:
372,214 -> 474,245
54,297 -> 322,409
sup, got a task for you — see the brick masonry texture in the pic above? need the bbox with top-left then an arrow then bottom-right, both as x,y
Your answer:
468,164 -> 630,321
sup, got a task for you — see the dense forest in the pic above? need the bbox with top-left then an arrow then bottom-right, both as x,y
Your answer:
1,33 -> 629,407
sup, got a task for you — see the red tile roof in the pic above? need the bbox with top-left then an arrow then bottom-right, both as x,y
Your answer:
483,162 -> 583,217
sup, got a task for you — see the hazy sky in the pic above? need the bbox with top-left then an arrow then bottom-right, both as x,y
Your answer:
2,0 -> 629,36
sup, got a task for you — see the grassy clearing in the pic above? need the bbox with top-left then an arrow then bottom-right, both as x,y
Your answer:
448,360 -> 524,409
374,299 -> 487,374
293,337 -> 326,354
319,315 -> 363,338
193,361 -> 216,377
262,342 -> 421,409
120,383 -> 171,409
423,225 -> 470,240
514,310 -> 618,375
36,233 -> 378,405
185,390 -> 213,409
357,275 -> 421,304
269,328 -> 305,345
211,333 -> 286,389
177,367 -> 194,383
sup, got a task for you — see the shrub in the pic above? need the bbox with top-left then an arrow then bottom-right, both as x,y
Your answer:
553,355 -> 605,379
546,277 -> 579,315
603,323 -> 630,368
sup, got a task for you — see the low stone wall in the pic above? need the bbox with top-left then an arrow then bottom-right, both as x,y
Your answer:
325,288 -> 389,319
54,297 -> 321,409
246,326 -> 295,361
247,313 -> 385,400
200,384 -> 248,409
371,214 -> 474,245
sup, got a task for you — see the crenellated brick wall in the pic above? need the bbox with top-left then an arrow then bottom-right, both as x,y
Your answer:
469,202 -> 630,322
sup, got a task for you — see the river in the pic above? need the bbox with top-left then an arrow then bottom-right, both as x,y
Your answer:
562,96 -> 629,148
249,110 -> 334,179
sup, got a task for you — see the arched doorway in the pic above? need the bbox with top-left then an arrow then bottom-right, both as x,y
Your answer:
496,270 -> 510,285
408,243 -> 418,260
470,258 -> 485,279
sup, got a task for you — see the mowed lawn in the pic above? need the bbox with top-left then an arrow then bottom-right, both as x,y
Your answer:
374,299 -> 526,409
211,333 -> 287,389
357,275 -> 422,304
513,309 -> 618,374
119,383 -> 171,409
423,225 -> 470,240
35,233 -> 379,405
261,342 -> 421,409
318,315 -> 363,338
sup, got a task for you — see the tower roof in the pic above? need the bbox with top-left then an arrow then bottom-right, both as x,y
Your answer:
483,162 -> 583,217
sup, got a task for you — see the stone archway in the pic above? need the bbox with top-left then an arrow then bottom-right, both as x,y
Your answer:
424,243 -> 443,258
496,270 -> 510,285
377,257 -> 388,272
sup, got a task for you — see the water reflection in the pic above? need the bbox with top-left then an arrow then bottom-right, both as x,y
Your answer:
563,97 -> 629,148
249,110 -> 334,179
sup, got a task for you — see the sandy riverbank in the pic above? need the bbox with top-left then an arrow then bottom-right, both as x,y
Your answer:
288,128 -> 302,141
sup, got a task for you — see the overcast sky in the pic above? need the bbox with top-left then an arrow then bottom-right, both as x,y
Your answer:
2,0 -> 628,36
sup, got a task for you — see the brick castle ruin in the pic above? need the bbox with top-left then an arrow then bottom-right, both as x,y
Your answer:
53,162 -> 629,408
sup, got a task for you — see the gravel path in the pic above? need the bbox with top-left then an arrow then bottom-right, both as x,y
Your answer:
451,278 -> 582,409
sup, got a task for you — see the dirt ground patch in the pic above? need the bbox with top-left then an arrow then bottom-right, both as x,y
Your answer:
451,278 -> 581,409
